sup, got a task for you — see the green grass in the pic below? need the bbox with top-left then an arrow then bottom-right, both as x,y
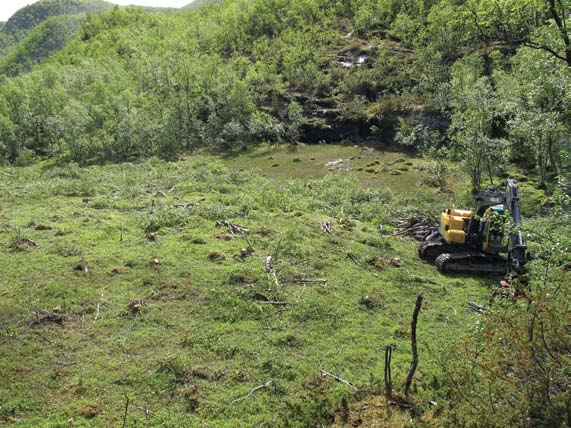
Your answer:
222,144 -> 426,192
0,146 -> 502,427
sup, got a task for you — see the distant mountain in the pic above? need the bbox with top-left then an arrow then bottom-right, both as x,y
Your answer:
2,0 -> 113,42
0,14 -> 85,75
0,0 -> 178,74
139,6 -> 177,13
0,0 -> 114,72
183,0 -> 221,11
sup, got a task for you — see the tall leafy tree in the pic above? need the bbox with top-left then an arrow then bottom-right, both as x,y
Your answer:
450,54 -> 506,190
496,47 -> 570,187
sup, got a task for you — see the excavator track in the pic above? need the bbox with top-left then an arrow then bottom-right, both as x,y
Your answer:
435,252 -> 508,275
418,240 -> 458,261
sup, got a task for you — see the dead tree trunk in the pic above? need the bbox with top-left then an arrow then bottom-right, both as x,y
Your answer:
404,293 -> 424,397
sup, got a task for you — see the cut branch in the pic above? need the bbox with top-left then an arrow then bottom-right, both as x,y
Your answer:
388,400 -> 413,409
347,252 -> 361,266
135,406 -> 154,419
404,293 -> 423,396
320,368 -> 357,390
230,380 -> 273,405
216,220 -> 249,235
281,279 -> 329,285
321,220 -> 333,234
468,302 -> 486,314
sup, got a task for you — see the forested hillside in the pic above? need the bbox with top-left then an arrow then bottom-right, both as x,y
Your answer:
0,1 -> 569,427
0,0 -> 569,189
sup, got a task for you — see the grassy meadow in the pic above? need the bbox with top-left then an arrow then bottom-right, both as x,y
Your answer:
0,144 -> 537,427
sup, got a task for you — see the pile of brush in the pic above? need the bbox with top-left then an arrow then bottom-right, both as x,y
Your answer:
392,209 -> 438,240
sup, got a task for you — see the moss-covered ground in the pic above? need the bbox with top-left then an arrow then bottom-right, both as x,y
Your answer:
0,145 -> 529,427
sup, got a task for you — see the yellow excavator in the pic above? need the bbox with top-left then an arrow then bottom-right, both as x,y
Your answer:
419,179 -> 527,275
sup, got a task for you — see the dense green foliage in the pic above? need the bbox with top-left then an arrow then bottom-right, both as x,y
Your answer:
0,0 -> 568,186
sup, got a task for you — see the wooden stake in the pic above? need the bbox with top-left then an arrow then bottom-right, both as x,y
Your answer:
384,345 -> 393,400
404,293 -> 423,397
122,394 -> 130,428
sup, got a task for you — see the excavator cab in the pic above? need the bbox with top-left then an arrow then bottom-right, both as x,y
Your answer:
480,206 -> 508,254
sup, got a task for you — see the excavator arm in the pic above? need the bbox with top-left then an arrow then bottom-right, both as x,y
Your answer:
465,183 -> 506,249
505,179 -> 526,273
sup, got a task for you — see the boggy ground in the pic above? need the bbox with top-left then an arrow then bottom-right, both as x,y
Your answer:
0,144 -> 509,427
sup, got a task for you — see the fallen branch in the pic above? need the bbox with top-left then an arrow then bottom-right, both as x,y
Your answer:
347,252 -> 361,266
259,301 -> 289,306
230,380 -> 273,405
468,302 -> 486,314
135,406 -> 154,419
388,400 -> 413,409
173,203 -> 194,209
391,227 -> 414,237
216,221 -> 249,235
320,368 -> 357,390
281,279 -> 329,285
321,220 -> 333,234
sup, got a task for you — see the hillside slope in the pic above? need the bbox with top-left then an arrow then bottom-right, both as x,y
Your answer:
2,0 -> 113,39
0,14 -> 86,75
0,0 -> 113,55
183,0 -> 221,11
